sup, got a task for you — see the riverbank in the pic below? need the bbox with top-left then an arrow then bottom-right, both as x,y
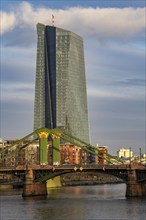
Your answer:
61,172 -> 123,186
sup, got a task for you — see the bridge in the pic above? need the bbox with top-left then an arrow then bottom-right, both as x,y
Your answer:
0,128 -> 146,197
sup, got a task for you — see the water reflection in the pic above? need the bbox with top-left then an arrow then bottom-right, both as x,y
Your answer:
47,184 -> 126,200
1,184 -> 146,220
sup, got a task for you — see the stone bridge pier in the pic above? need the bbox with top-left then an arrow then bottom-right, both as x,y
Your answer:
22,165 -> 146,197
22,168 -> 47,197
126,168 -> 146,197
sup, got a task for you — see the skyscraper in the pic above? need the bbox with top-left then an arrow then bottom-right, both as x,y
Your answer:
34,23 -> 89,142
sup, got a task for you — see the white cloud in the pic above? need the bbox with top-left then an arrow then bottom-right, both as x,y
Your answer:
0,1 -> 145,40
0,11 -> 16,35
1,2 -> 145,151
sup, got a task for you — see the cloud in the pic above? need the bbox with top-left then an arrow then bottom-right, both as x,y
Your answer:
0,11 -> 16,34
0,1 -> 145,41
2,26 -> 36,47
0,2 -> 145,153
1,45 -> 36,83
85,37 -> 145,103
88,96 -> 145,151
1,97 -> 34,139
1,82 -> 34,102
112,78 -> 146,87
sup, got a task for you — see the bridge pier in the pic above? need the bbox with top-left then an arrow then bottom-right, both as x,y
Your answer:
126,169 -> 146,197
22,169 -> 47,197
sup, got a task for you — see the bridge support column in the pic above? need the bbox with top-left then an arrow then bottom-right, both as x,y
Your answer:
52,135 -> 60,165
126,169 -> 146,197
37,130 -> 50,165
22,169 -> 47,197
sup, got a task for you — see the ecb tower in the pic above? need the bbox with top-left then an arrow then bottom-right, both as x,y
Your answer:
34,23 -> 89,142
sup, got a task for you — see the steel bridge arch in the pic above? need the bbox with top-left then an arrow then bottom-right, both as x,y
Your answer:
33,166 -> 128,183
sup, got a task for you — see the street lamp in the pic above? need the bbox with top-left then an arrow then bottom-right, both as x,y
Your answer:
129,147 -> 131,169
139,147 -> 142,164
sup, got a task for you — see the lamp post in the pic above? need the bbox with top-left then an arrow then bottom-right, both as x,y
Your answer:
139,147 -> 141,164
129,147 -> 131,169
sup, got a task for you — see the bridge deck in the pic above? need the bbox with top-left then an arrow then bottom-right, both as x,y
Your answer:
0,164 -> 145,171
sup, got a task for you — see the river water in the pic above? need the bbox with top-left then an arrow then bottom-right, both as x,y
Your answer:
0,183 -> 146,220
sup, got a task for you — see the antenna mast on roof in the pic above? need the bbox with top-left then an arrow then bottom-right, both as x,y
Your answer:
52,14 -> 55,27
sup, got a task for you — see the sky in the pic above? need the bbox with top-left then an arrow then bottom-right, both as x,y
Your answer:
0,0 -> 145,155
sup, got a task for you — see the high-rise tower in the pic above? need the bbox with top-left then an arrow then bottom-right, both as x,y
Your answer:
34,23 -> 89,142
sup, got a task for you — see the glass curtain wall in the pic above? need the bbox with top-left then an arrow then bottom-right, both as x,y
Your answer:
34,24 -> 89,142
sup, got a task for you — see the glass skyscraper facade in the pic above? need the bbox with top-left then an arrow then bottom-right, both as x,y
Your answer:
34,23 -> 89,142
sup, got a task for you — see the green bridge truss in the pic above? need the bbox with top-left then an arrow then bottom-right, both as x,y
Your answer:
0,128 -> 124,165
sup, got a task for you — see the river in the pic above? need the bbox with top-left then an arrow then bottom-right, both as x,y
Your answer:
0,183 -> 146,220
